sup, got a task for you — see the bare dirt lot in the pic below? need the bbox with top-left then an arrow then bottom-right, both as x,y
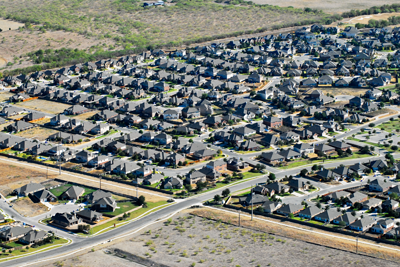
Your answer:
0,19 -> 24,31
36,211 -> 400,267
0,91 -> 15,102
306,87 -> 368,97
12,197 -> 49,217
73,110 -> 98,121
343,12 -> 400,24
13,100 -> 71,115
0,161 -> 54,196
15,126 -> 58,141
246,0 -> 400,14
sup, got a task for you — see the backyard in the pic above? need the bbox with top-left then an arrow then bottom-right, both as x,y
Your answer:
48,183 -> 97,198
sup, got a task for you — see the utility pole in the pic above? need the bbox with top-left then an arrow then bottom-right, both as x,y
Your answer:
238,210 -> 241,226
251,184 -> 254,221
100,175 -> 102,190
136,183 -> 138,198
356,236 -> 359,254
46,165 -> 48,180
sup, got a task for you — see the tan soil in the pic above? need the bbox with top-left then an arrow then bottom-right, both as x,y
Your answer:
73,110 -> 98,121
0,91 -> 15,102
191,208 -> 400,263
245,0 -> 400,14
34,210 -> 400,267
12,197 -> 49,217
0,161 -> 54,196
306,87 -> 368,97
15,127 -> 58,141
14,99 -> 71,114
0,19 -> 24,31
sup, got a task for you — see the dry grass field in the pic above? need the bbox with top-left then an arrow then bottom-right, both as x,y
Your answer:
15,126 -> 58,141
73,110 -> 98,120
305,87 -> 368,97
0,91 -> 15,102
14,99 -> 71,114
35,211 -> 400,267
246,0 -> 400,14
0,0 -> 328,71
0,161 -> 54,196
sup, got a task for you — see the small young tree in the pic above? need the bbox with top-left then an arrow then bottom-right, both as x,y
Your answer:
213,194 -> 222,202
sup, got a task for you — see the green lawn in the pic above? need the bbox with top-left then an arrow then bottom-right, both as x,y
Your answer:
279,153 -> 372,170
374,119 -> 400,132
86,201 -> 169,236
49,184 -> 96,198
242,172 -> 263,179
95,129 -> 119,139
6,242 -> 23,248
49,184 -> 72,197
0,238 -> 69,261
101,201 -> 139,217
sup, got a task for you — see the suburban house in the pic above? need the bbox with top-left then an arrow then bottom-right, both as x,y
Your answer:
14,183 -> 45,197
60,186 -> 85,200
51,212 -> 82,228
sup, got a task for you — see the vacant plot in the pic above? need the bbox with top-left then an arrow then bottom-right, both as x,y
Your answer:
245,0 -> 400,14
73,110 -> 98,121
344,12 -> 400,24
15,126 -> 58,141
0,161 -> 54,196
39,211 -> 400,267
0,28 -> 118,71
14,99 -> 71,114
0,91 -> 15,102
305,87 -> 368,97
12,197 -> 49,217
0,19 -> 24,31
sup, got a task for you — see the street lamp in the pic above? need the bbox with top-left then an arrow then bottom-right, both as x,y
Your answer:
251,184 -> 254,221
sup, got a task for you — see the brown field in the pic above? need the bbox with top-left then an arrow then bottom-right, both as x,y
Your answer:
15,126 -> 58,141
0,91 -> 15,102
14,99 -> 71,114
0,157 -> 169,202
0,161 -> 54,196
34,117 -> 51,125
0,0 -> 328,71
12,197 -> 49,217
246,0 -> 400,14
35,210 -> 400,267
0,29 -> 118,71
73,110 -> 98,121
306,87 -> 368,97
343,12 -> 400,24
0,121 -> 13,131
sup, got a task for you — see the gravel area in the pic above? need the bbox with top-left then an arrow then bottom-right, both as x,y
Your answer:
38,214 -> 400,267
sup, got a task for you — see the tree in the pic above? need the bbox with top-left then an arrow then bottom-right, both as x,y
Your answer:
213,194 -> 222,202
288,213 -> 294,219
351,210 -> 356,216
222,189 -> 230,198
300,169 -> 308,176
185,184 -> 192,192
137,195 -> 146,206
312,164 -> 319,171
316,202 -> 322,209
269,173 -> 276,181
339,221 -> 347,228
189,139 -> 193,143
